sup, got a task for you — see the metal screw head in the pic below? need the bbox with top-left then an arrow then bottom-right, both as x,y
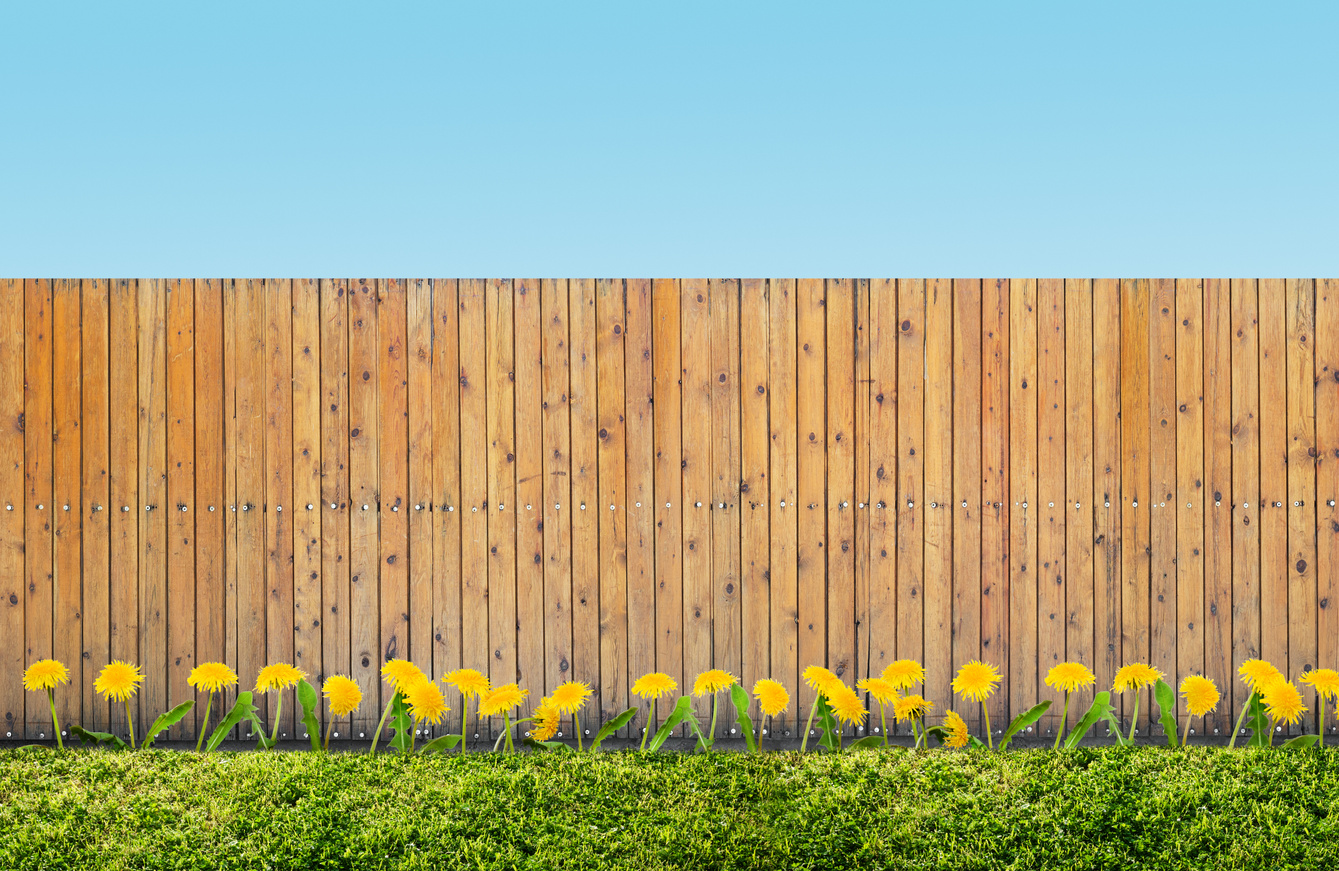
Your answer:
63,504 -> 69,511
309,504 -> 316,510
1022,502 -> 1028,509
276,505 -> 282,512
391,505 -> 397,511
180,505 -> 187,512
331,503 -> 338,509
242,505 -> 249,511
780,500 -> 786,507
37,504 -> 43,510
611,505 -> 616,511
695,502 -> 701,508
209,506 -> 215,512
364,505 -> 370,511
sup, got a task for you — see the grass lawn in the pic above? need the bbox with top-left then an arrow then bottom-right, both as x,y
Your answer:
2,746 -> 1338,870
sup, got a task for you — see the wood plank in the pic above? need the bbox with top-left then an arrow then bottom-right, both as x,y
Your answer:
767,279 -> 798,734
109,281 -> 140,736
165,278 -> 194,739
923,279 -> 953,720
222,280 -> 239,716
853,280 -> 871,705
1064,280 -> 1094,725
868,280 -> 897,688
624,278 -> 656,736
137,279 -> 168,741
1036,279 -> 1066,726
681,279 -> 714,724
1230,279 -> 1261,727
406,281 -> 433,671
1258,279 -> 1287,679
514,279 -> 545,703
795,278 -> 826,724
486,279 -> 517,722
651,279 -> 682,727
1285,279 -> 1317,733
1119,279 -> 1151,733
740,279 -> 770,708
595,278 -> 627,728
24,279 -> 53,738
292,279 -> 322,725
52,279 -> 83,736
264,279 -> 295,736
951,279 -> 981,733
458,279 -> 490,736
568,279 -> 600,724
980,279 -> 1010,730
0,280 -> 24,738
82,281 -> 113,731
1092,279 -> 1122,712
710,278 -> 741,699
346,279 -> 380,737
1149,279 -> 1177,734
319,280 -> 351,739
431,279 -> 462,702
896,278 -> 926,709
1175,279 -> 1205,736
542,279 -> 573,697
1008,279 -> 1039,732
194,280 -> 226,737
1316,278 -> 1339,740
826,279 -> 856,693
1202,278 -> 1233,736
378,280 -> 409,690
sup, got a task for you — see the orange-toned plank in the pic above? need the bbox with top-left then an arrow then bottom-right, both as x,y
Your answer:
853,280 -> 871,705
1202,279 -> 1233,735
1092,279 -> 1122,709
625,278 -> 656,734
741,279 -> 770,704
826,279 -> 856,695
514,279 -> 545,702
1149,280 -> 1177,731
980,279 -> 1010,728
24,279 -> 53,738
951,279 -> 982,733
52,280 -> 83,736
868,280 -> 897,686
377,280 -> 409,690
681,278 -> 714,724
347,279 -> 381,736
542,280 -> 573,697
795,278 -> 826,724
1120,279 -> 1151,732
1175,279 -> 1205,735
292,279 -> 322,716
1008,279 -> 1039,732
568,279 -> 600,720
458,279 -> 490,737
137,279 -> 168,740
1064,280 -> 1094,723
165,279 -> 195,739
0,281 -> 24,738
923,279 -> 953,722
109,281 -> 140,736
1258,279 -> 1287,678
406,281 -> 434,673
486,279 -> 517,721
595,278 -> 627,727
264,279 -> 295,736
767,279 -> 798,733
896,279 -> 925,701
319,280 -> 351,738
222,281 -> 239,711
651,279 -> 682,725
1286,279 -> 1317,732
194,280 -> 226,737
1230,279 -> 1261,726
81,281 -> 110,731
1317,279 -> 1339,740
1036,280 -> 1066,726
431,279 -> 462,699
710,278 -> 741,698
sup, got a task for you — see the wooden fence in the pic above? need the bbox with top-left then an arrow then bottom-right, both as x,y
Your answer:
2,279 -> 1337,745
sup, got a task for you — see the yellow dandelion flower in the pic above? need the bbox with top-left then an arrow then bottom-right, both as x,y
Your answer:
952,660 -> 1001,702
1238,659 -> 1282,692
857,676 -> 900,705
94,661 -> 144,702
404,678 -> 449,726
322,675 -> 363,716
255,663 -> 307,693
829,688 -> 868,726
893,694 -> 932,723
1261,679 -> 1307,726
1179,675 -> 1220,717
882,659 -> 926,690
531,701 -> 561,741
188,661 -> 238,693
478,683 -> 529,716
444,668 -> 491,699
550,680 -> 593,714
753,679 -> 790,717
630,672 -> 678,701
802,665 -> 844,697
693,669 -> 738,696
1112,662 -> 1164,693
944,710 -> 969,748
1045,662 -> 1096,694
1301,668 -> 1339,703
380,659 -> 426,692
22,659 -> 70,692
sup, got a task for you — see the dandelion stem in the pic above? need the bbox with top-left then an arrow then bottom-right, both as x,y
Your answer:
575,710 -> 583,752
1320,696 -> 1326,748
323,716 -> 335,752
503,712 -> 513,753
47,689 -> 63,750
640,700 -> 654,752
369,695 -> 395,756
706,695 -> 720,752
459,693 -> 469,754
1127,693 -> 1140,744
1228,691 -> 1255,750
801,699 -> 819,753
982,701 -> 993,750
1054,692 -> 1070,750
267,692 -> 284,749
1181,714 -> 1192,748
195,692 -> 214,753
879,703 -> 889,747
125,698 -> 136,750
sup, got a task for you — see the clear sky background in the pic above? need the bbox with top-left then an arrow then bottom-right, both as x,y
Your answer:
2,1 -> 1336,276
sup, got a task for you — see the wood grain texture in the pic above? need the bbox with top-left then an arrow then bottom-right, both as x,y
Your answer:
595,279 -> 627,728
1035,279 -> 1065,726
52,280 -> 83,734
1258,279 -> 1287,680
1092,279 -> 1122,711
542,280 -> 573,698
378,280 -> 409,692
292,280 -> 322,711
458,279 -> 491,738
1175,279 -> 1205,734
980,279 -> 1010,729
1285,279 -> 1316,733
923,279 -> 953,719
951,279 -> 981,732
767,279 -> 798,732
109,281 -> 140,733
568,280 -> 599,729
741,278 -> 770,704
826,279 -> 856,692
795,278 -> 826,721
1009,279 -> 1039,731
1148,279 -> 1177,731
347,279 -> 380,735
319,279 -> 351,737
625,278 -> 656,733
137,279 -> 168,740
1063,280 -> 1093,726
896,279 -> 925,709
868,280 -> 897,686
486,279 -> 517,721
651,279 -> 683,728
1317,279 -> 1339,739
0,280 -> 24,738
431,279 -> 462,698
1230,279 -> 1261,724
165,279 -> 193,738
406,281 -> 433,670
514,280 -> 544,707
194,280 -> 225,735
1202,279 -> 1233,735
264,279 -> 295,735
1119,279 -> 1151,732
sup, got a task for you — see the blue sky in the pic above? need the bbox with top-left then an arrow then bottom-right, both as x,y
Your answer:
2,1 -> 1335,276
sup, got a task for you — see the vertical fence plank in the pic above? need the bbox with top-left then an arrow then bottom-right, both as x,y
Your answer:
710,278 -> 741,692
869,280 -> 897,686
1258,279 -> 1287,680
165,279 -> 194,739
109,281 -> 140,735
1092,279 -> 1122,711
486,279 -> 517,717
651,279 -> 682,723
457,279 -> 490,735
378,281 -> 409,695
0,281 -> 23,738
137,279 -> 168,740
1149,279 -> 1177,728
980,279 -> 1010,728
1230,279 -> 1261,724
741,279 -> 770,705
896,278 -> 925,718
319,280 -> 351,738
431,280 -> 462,709
514,279 -> 545,702
1317,279 -> 1339,740
826,279 -> 856,694
923,279 -> 953,718
1202,279 -> 1233,735
1036,279 -> 1066,726
1008,279 -> 1039,731
1120,279 -> 1151,732
406,281 -> 433,671
52,280 -> 83,735
24,279 -> 53,738
542,280 -> 573,698
1175,279 -> 1205,734
569,280 -> 600,713
222,281 -> 239,720
264,280 -> 295,734
1286,279 -> 1317,732
951,279 -> 981,733
625,279 -> 656,727
292,280 -> 322,704
347,279 -> 381,737
853,280 -> 871,701
767,279 -> 798,733
194,280 -> 225,736
681,279 -> 713,722
1064,280 -> 1094,724
795,278 -> 826,720
595,279 -> 627,728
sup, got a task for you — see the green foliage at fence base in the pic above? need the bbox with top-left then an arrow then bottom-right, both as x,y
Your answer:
3,747 -> 1339,870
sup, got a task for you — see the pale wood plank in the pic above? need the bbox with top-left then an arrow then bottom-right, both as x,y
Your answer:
292,279 -> 322,721
264,279 -> 295,735
1008,279 -> 1039,731
194,280 -> 226,737
625,278 -> 656,737
109,281 -> 141,735
1119,279 -> 1151,732
1258,279 -> 1287,678
826,279 -> 856,696
319,279 -> 351,738
1175,279 -> 1205,736
923,279 -> 953,724
1285,278 -> 1317,733
795,278 -> 826,724
767,279 -> 798,734
542,280 -> 573,697
1063,280 -> 1094,727
457,279 -> 490,738
1092,279 -> 1122,714
0,280 -> 24,737
1202,278 -> 1233,735
951,279 -> 981,733
1230,279 -> 1261,726
980,279 -> 1010,730
514,279 -> 545,706
346,279 -> 381,736
1036,279 -> 1066,727
595,279 -> 627,728
568,279 -> 600,731
52,280 -> 83,735
137,279 -> 168,740
165,278 -> 194,739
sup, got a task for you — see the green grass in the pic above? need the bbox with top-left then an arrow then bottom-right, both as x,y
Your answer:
2,747 -> 1338,870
